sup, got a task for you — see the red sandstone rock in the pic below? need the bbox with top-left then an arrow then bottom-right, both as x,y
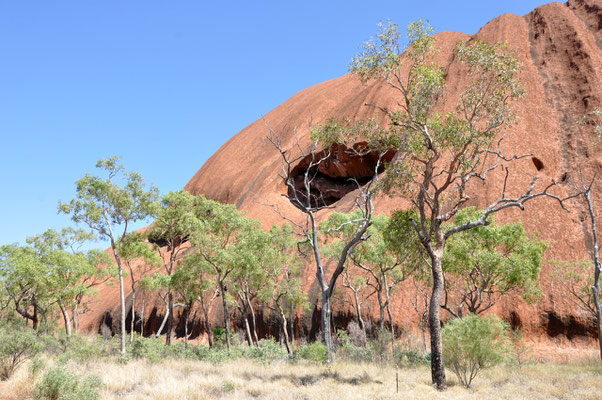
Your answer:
81,1 -> 602,351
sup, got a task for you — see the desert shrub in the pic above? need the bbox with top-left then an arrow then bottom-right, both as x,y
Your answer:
442,314 -> 511,388
34,366 -> 102,400
130,338 -> 166,363
194,345 -> 232,364
212,328 -> 239,348
247,339 -> 288,363
369,329 -> 393,362
336,329 -> 372,362
59,335 -> 104,365
0,325 -> 43,380
296,341 -> 328,362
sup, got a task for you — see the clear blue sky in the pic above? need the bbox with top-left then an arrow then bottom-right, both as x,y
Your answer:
0,0 -> 551,249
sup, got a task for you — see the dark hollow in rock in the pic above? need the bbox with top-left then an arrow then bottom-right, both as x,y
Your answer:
532,157 -> 545,171
287,143 -> 396,209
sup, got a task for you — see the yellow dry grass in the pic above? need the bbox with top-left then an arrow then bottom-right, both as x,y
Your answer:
2,357 -> 601,399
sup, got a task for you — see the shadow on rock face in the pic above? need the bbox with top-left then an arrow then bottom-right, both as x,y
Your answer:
287,143 -> 395,209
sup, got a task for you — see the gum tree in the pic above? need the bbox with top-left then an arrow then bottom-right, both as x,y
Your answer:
178,253 -> 219,347
119,231 -> 161,341
147,190 -> 202,345
189,195 -> 259,350
442,208 -> 548,318
267,118 -> 394,362
350,21 -> 574,389
59,156 -> 159,354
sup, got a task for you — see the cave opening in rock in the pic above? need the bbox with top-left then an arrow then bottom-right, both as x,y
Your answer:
532,157 -> 544,171
287,143 -> 396,209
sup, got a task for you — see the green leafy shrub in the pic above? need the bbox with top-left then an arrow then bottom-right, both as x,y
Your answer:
59,335 -> 104,365
212,328 -> 238,347
130,338 -> 165,363
193,345 -> 232,364
296,341 -> 328,362
247,339 -> 288,363
336,329 -> 373,362
442,314 -> 511,388
0,325 -> 43,380
34,366 -> 102,400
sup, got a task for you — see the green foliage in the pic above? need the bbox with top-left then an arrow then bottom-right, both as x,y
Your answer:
57,336 -> 104,365
34,366 -> 102,400
442,314 -> 511,388
246,339 -> 288,363
442,208 -> 548,317
0,324 -> 43,380
130,338 -> 166,363
212,328 -> 238,347
58,157 -> 160,240
295,341 -> 328,362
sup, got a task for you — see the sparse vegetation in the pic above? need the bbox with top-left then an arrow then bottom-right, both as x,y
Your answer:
442,314 -> 512,388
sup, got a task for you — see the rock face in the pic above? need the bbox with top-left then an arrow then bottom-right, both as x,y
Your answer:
83,0 -> 602,350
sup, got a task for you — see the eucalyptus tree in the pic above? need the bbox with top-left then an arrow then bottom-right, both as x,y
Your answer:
26,228 -> 116,336
349,20 -> 575,389
0,244 -> 51,330
577,109 -> 602,360
230,226 -> 272,346
442,208 -> 547,318
189,195 -> 259,350
147,190 -> 202,345
267,118 -> 394,362
119,231 -> 161,341
258,224 -> 308,354
59,156 -> 159,354
178,253 -> 219,347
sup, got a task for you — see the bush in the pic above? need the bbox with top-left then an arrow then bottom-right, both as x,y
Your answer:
296,341 -> 328,362
212,328 -> 238,348
58,335 -> 104,365
0,325 -> 43,380
34,366 -> 102,400
130,338 -> 166,363
193,345 -> 232,364
442,314 -> 511,388
247,339 -> 288,363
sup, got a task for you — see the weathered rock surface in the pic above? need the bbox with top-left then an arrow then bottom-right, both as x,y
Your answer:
82,0 -> 602,352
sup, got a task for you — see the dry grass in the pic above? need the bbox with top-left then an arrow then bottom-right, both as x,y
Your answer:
2,357 -> 601,400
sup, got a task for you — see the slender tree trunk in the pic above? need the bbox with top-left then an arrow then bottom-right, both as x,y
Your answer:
352,290 -> 364,331
166,291 -> 174,345
280,309 -> 292,355
321,290 -> 333,362
32,298 -> 39,332
288,301 -> 295,347
155,296 -> 169,338
184,303 -> 191,349
584,187 -> 602,360
219,281 -> 231,349
140,299 -> 145,338
429,250 -> 447,390
203,305 -> 213,347
249,301 -> 260,345
112,254 -> 127,354
59,303 -> 72,337
71,304 -> 78,333
377,290 -> 385,331
244,316 -> 253,346
130,290 -> 136,343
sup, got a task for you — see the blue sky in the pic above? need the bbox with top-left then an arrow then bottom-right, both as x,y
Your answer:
0,0 -> 551,249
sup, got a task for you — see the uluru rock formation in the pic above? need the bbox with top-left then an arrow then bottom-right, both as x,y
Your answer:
83,0 -> 602,353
